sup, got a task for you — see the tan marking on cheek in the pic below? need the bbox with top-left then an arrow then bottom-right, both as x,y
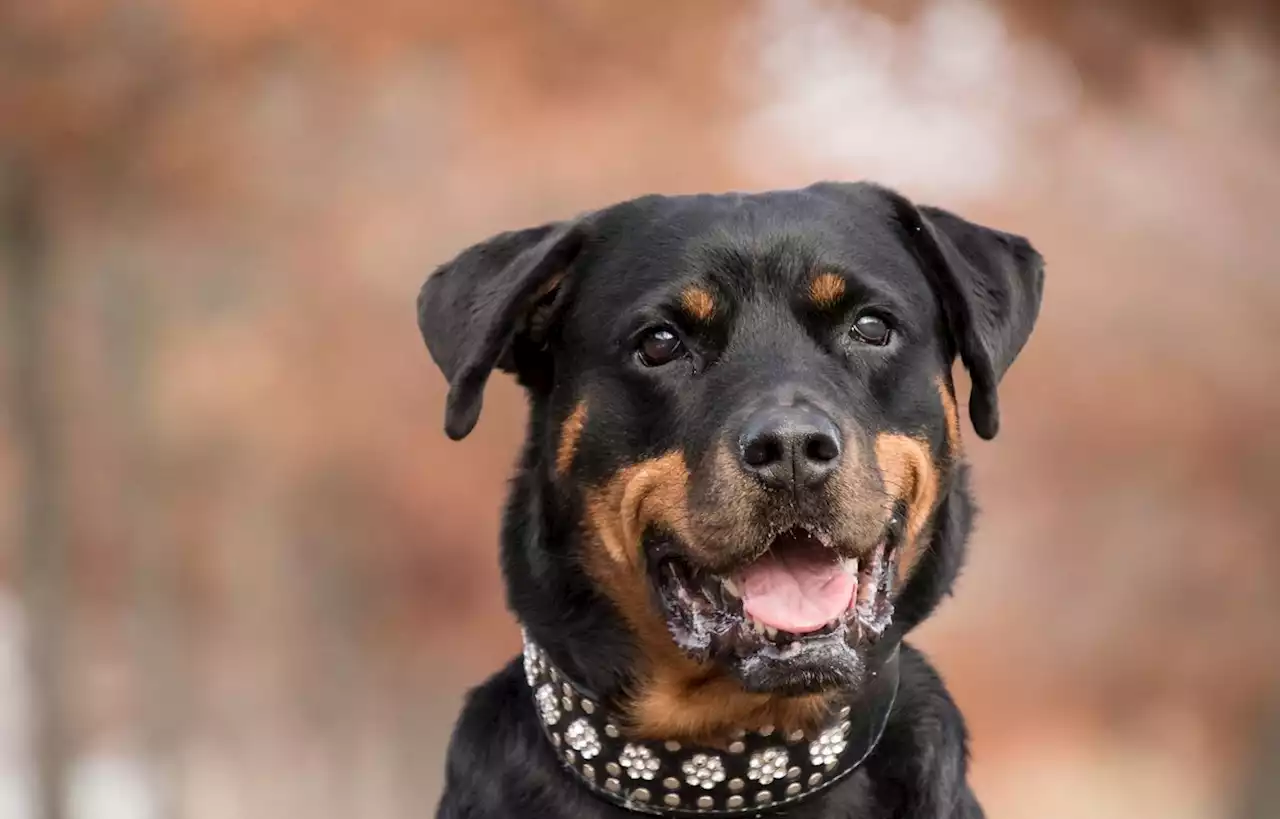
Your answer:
556,401 -> 588,477
680,287 -> 715,322
583,453 -> 693,595
808,272 -> 846,308
874,434 -> 940,585
937,377 -> 962,457
580,452 -> 837,745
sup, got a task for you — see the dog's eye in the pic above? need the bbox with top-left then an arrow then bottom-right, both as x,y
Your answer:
637,327 -> 685,367
851,313 -> 892,346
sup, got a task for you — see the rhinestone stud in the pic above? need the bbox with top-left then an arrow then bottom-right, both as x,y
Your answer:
565,719 -> 601,760
809,724 -> 848,767
618,744 -> 660,781
681,753 -> 726,789
747,748 -> 789,786
535,684 -> 561,726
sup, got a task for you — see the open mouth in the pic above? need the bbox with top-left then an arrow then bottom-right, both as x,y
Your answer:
648,524 -> 901,671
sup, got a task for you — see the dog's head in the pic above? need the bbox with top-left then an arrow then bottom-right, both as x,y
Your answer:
419,183 -> 1043,741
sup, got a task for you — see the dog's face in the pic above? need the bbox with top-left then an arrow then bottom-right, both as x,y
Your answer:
420,183 -> 1042,720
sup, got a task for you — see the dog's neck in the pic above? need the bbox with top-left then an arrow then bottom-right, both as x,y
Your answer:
522,631 -> 900,816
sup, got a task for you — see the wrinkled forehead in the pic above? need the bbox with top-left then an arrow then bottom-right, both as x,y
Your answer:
569,191 -> 936,330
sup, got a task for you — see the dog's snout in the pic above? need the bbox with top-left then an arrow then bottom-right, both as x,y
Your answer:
738,401 -> 842,491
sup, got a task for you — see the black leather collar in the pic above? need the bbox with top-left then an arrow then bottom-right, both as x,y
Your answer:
523,633 -> 899,816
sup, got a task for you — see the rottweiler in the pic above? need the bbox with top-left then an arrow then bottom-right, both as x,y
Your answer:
418,182 -> 1044,818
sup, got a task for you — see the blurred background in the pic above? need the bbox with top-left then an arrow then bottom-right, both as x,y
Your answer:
2,0 -> 1279,817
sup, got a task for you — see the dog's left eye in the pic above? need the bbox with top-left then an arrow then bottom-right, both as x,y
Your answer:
851,313 -> 892,346
637,327 -> 685,367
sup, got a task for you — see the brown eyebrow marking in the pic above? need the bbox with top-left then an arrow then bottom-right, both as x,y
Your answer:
808,272 -> 846,308
680,286 -> 716,322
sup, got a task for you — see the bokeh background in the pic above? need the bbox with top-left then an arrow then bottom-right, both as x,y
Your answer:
2,1 -> 1279,817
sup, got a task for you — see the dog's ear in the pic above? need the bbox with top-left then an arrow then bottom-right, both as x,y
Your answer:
418,220 -> 587,440
906,202 -> 1045,440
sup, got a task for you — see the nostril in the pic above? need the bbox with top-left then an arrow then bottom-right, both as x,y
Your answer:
805,433 -> 840,464
742,436 -> 782,468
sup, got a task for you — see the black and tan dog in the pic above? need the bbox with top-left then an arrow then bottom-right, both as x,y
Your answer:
418,182 -> 1043,818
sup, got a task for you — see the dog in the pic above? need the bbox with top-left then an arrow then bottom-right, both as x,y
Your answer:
418,182 -> 1044,818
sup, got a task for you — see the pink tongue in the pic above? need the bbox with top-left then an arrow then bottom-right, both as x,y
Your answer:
739,537 -> 856,634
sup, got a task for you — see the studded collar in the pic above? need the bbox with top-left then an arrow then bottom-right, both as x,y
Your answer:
522,634 -> 900,816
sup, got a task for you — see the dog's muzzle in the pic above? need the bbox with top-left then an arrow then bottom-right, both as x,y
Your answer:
522,632 -> 900,816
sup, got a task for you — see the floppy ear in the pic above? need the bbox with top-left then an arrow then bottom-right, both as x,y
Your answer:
418,220 -> 587,440
909,203 -> 1045,440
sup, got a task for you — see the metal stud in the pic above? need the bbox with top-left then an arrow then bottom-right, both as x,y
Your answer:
581,700 -> 596,714
662,777 -> 680,790
838,705 -> 851,719
605,723 -> 620,738
561,696 -> 573,712
606,762 -> 621,777
758,724 -> 775,737
633,788 -> 650,803
582,764 -> 595,782
755,790 -> 773,805
728,741 -> 746,754
728,778 -> 744,792
605,778 -> 621,792
697,795 -> 714,809
551,734 -> 561,747
562,682 -> 573,697
808,772 -> 823,787
727,795 -> 745,809
664,740 -> 681,752
731,728 -> 747,739
787,766 -> 801,780
786,782 -> 802,796
787,729 -> 806,742
663,794 -> 680,807
565,750 -> 576,764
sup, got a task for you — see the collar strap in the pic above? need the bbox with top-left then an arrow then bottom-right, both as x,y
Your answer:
522,634 -> 899,816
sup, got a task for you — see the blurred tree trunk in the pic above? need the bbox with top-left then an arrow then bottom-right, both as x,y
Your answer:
2,159 -> 70,819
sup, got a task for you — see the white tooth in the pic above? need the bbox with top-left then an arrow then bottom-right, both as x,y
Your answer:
722,578 -> 741,599
763,625 -> 778,639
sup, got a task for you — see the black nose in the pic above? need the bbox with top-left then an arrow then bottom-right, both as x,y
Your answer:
738,402 -> 842,491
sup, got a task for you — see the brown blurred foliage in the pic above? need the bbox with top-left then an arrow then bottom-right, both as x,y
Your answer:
1,1 -> 1279,818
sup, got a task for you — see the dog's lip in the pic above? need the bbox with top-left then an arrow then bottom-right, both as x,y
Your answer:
654,521 -> 892,577
648,523 -> 900,649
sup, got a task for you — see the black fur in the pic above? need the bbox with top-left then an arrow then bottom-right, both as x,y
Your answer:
418,182 -> 1044,818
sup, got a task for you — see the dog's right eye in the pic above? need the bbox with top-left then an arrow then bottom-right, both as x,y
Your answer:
637,327 -> 685,367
